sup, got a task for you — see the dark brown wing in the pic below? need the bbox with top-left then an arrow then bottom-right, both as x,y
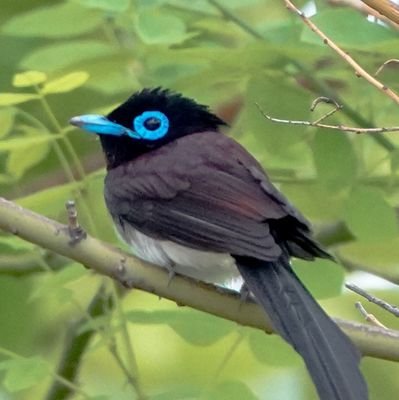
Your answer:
104,132 -> 325,261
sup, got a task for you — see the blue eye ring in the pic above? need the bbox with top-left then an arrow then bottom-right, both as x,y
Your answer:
132,111 -> 169,141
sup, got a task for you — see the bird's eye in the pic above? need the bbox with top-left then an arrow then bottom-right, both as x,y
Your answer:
143,117 -> 161,131
132,111 -> 169,141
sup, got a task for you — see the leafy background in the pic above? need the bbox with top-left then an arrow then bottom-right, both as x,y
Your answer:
1,0 -> 399,399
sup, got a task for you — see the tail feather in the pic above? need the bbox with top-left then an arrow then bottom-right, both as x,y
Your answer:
235,256 -> 368,400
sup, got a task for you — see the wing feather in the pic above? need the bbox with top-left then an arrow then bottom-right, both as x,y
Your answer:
104,132 -> 315,261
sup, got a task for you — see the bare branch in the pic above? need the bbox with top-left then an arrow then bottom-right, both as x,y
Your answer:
255,102 -> 399,133
327,0 -> 399,30
375,59 -> 399,77
208,0 -> 396,151
1,196 -> 399,360
361,0 -> 399,25
346,282 -> 399,317
310,96 -> 341,111
310,97 -> 342,124
284,0 -> 399,105
355,301 -> 388,329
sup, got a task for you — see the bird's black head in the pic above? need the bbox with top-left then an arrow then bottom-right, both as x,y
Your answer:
70,88 -> 226,169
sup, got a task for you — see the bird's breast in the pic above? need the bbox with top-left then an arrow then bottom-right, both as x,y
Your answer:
115,219 -> 242,288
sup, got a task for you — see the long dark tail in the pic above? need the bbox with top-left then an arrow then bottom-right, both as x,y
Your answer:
235,256 -> 368,400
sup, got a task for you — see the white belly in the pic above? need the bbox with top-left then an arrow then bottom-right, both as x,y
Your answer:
116,222 -> 242,289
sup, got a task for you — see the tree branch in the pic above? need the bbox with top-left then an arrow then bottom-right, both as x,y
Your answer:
327,0 -> 399,30
208,0 -> 396,152
256,100 -> 399,134
355,301 -> 388,329
346,283 -> 399,317
1,197 -> 399,361
361,0 -> 399,25
284,0 -> 399,105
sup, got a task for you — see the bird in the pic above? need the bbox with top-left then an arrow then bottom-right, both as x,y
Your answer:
70,87 -> 368,400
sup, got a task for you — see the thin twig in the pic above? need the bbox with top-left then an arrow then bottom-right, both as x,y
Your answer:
255,102 -> 399,133
310,96 -> 343,124
355,302 -> 388,329
111,283 -> 146,399
108,340 -> 146,397
208,0 -> 396,151
375,59 -> 399,77
346,283 -> 399,317
310,96 -> 341,111
199,330 -> 246,399
284,0 -> 399,105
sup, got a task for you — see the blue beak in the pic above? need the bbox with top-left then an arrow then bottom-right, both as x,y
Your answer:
69,114 -> 139,138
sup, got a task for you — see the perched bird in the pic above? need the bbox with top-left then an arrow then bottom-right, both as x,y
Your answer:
70,88 -> 368,399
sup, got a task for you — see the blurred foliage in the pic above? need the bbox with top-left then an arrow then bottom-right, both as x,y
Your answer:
0,0 -> 399,399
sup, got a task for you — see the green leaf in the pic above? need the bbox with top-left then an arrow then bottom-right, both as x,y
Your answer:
152,386 -> 200,400
89,397 -> 111,400
126,309 -> 233,345
343,187 -> 398,241
6,139 -> 50,179
338,238 -> 399,276
78,174 -> 118,242
12,71 -> 47,87
77,315 -> 110,335
164,0 -> 264,14
244,74 -> 311,156
0,93 -> 38,106
248,330 -> 301,367
301,9 -> 397,48
205,380 -> 258,400
0,135 -> 53,151
135,10 -> 191,44
0,236 -> 35,253
0,108 -> 16,138
390,148 -> 399,172
75,0 -> 131,12
45,263 -> 87,287
30,263 -> 87,303
312,130 -> 357,191
0,356 -> 48,392
2,2 -> 103,38
20,41 -> 116,71
41,71 -> 89,94
83,56 -> 139,95
280,182 -> 345,221
17,181 -> 81,216
293,259 -> 344,299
